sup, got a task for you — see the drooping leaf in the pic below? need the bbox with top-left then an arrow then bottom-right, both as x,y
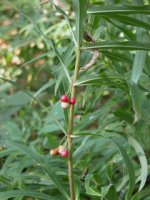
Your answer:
0,77 -> 46,110
54,42 -> 75,95
105,130 -> 148,196
102,185 -> 119,200
131,187 -> 150,200
54,5 -> 77,46
128,81 -> 150,123
128,136 -> 148,191
85,174 -> 101,197
6,141 -> 69,200
109,138 -> 136,200
43,38 -> 72,84
30,80 -> 55,106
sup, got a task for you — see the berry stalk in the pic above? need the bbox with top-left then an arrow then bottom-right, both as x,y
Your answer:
67,47 -> 80,200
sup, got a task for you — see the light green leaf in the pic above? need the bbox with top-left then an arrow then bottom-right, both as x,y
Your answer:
30,80 -> 55,105
128,81 -> 150,124
131,50 -> 147,84
54,5 -> 77,46
85,174 -> 101,197
88,4 -> 150,15
0,148 -> 16,158
131,3 -> 149,83
50,40 -> 72,84
0,77 -> 46,110
54,42 -> 75,95
75,181 -> 80,200
128,136 -> 147,191
73,0 -> 89,46
128,81 -> 142,122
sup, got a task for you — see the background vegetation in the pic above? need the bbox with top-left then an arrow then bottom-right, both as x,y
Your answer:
0,0 -> 150,199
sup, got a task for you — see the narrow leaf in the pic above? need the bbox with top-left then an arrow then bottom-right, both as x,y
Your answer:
103,14 -> 150,31
109,138 -> 136,200
0,190 -> 57,200
4,1 -> 72,84
6,141 -> 69,200
131,3 -> 149,83
21,52 -> 52,67
51,41 -> 72,84
128,136 -> 147,191
128,81 -> 142,122
131,188 -> 150,200
0,77 -> 46,110
73,0 -> 89,46
83,41 -> 150,51
54,5 -> 77,46
85,174 -> 101,197
88,4 -> 150,15
30,80 -> 55,105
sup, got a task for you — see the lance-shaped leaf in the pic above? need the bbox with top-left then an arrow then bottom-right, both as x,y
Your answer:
109,138 -> 136,200
131,0 -> 149,84
73,0 -> 89,46
87,4 -> 150,15
83,41 -> 150,51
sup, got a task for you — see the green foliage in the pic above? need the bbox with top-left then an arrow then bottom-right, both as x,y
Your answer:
0,0 -> 150,199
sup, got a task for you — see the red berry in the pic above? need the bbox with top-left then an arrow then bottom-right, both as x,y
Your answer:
61,95 -> 69,103
60,149 -> 68,157
69,98 -> 76,105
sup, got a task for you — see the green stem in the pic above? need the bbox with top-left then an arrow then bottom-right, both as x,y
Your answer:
67,47 -> 81,200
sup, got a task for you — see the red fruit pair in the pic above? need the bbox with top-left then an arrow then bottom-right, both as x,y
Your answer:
61,95 -> 76,105
50,145 -> 68,158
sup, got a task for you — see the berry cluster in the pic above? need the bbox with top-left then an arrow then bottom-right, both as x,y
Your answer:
50,145 -> 68,158
61,95 -> 76,110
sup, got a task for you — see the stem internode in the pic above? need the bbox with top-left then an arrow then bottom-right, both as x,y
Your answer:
67,48 -> 81,200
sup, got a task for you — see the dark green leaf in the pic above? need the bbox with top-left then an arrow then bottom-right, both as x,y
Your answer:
6,141 -> 69,200
109,138 -> 136,200
0,190 -> 57,200
83,41 -> 150,51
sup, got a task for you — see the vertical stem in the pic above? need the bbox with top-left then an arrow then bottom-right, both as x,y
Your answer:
67,47 -> 80,200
